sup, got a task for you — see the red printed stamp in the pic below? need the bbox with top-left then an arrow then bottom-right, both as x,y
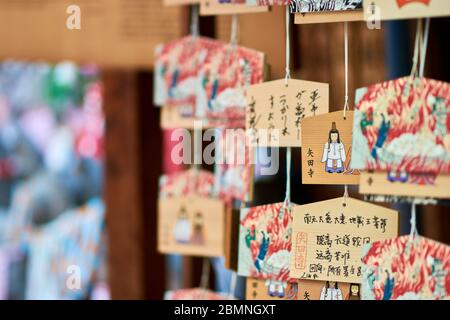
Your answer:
295,232 -> 308,270
396,0 -> 430,8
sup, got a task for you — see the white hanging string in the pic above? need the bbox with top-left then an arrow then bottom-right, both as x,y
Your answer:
283,147 -> 292,208
190,4 -> 199,39
280,5 -> 292,217
228,271 -> 237,299
343,22 -> 349,119
419,18 -> 431,78
230,15 -> 239,47
278,148 -> 292,221
342,184 -> 349,206
200,258 -> 210,289
409,19 -> 422,79
341,23 -> 350,206
284,5 -> 291,86
409,201 -> 419,240
406,19 -> 430,109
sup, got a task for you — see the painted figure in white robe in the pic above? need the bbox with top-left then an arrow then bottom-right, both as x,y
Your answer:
173,206 -> 192,244
321,122 -> 346,173
320,281 -> 343,300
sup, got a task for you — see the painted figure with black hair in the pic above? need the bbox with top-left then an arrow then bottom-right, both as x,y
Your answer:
173,205 -> 192,244
347,283 -> 361,300
191,211 -> 205,245
320,281 -> 343,300
322,122 -> 346,173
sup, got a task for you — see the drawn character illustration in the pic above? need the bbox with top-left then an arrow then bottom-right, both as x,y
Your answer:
285,281 -> 299,300
370,113 -> 390,160
245,227 -> 256,248
431,96 -> 448,139
387,171 -> 409,183
191,211 -> 205,245
322,122 -> 346,173
426,256 -> 447,300
362,236 -> 450,300
360,107 -> 374,134
435,96 -> 450,156
382,270 -> 395,300
265,280 -> 287,298
320,281 -> 343,300
239,203 -> 292,282
173,205 -> 192,244
168,69 -> 179,99
347,283 -> 361,300
254,231 -> 270,272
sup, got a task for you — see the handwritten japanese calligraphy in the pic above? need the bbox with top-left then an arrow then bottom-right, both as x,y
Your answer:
301,111 -> 360,185
245,79 -> 329,147
289,197 -> 398,283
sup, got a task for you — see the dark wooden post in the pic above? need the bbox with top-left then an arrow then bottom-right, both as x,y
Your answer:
103,70 -> 145,299
103,70 -> 165,299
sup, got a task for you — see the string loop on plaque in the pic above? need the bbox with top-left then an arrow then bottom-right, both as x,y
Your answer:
409,18 -> 430,80
226,15 -> 239,58
230,14 -> 239,47
284,5 -> 291,86
409,201 -> 419,240
279,147 -> 292,220
342,184 -> 349,207
343,22 -> 349,120
406,200 -> 419,256
190,4 -> 199,39
409,19 -> 422,80
419,18 -> 430,78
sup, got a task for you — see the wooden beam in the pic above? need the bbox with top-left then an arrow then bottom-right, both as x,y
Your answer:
103,70 -> 147,299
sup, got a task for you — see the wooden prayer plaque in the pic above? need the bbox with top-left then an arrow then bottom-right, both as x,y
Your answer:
351,77 -> 450,175
158,196 -> 225,257
359,172 -> 450,199
294,11 -> 363,24
290,0 -> 362,13
246,79 -> 329,147
238,203 -> 294,282
302,111 -> 360,185
160,105 -> 213,129
361,235 -> 450,300
245,278 -> 300,300
290,197 -> 399,283
298,280 -> 354,300
164,0 -> 199,5
200,0 -> 269,16
224,207 -> 240,271
364,0 -> 450,21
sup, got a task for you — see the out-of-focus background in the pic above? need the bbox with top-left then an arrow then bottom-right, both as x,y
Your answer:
0,2 -> 448,300
0,61 -> 106,299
